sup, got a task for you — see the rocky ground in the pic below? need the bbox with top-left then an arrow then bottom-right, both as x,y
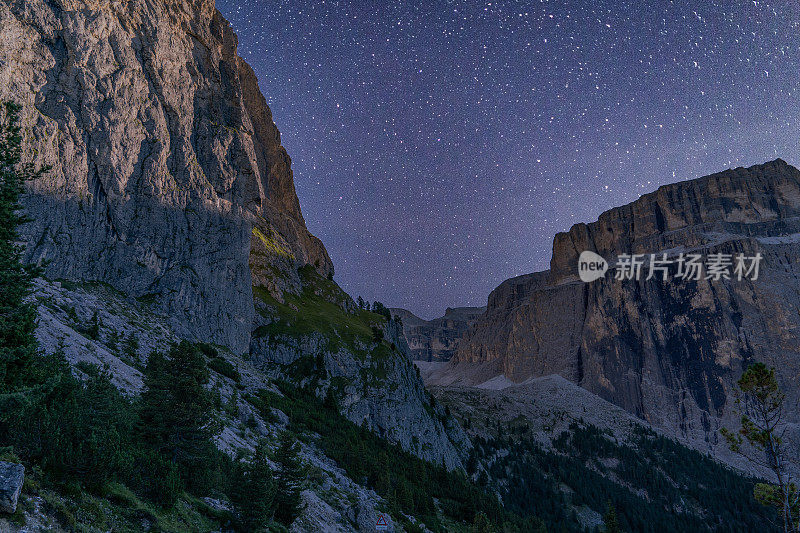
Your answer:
0,278 -> 404,533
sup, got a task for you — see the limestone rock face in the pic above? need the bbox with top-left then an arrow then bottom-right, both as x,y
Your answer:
391,307 -> 485,362
0,0 -> 331,354
0,462 -> 24,514
455,159 -> 800,452
250,307 -> 470,471
1,0 -> 468,481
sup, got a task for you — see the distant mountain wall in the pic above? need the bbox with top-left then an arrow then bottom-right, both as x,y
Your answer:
454,159 -> 800,451
391,306 -> 485,362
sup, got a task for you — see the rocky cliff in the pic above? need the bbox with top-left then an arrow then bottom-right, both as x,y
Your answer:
0,0 -> 331,354
0,0 -> 467,488
454,159 -> 800,455
390,306 -> 484,362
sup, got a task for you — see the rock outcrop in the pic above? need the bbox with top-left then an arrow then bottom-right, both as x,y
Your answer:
1,0 -> 467,489
454,159 -> 800,454
391,307 -> 484,362
0,462 -> 24,514
22,277 -> 401,532
0,0 -> 331,354
249,272 -> 469,470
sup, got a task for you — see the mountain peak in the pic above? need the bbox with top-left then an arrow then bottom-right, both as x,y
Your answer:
550,159 -> 800,283
1,0 -> 331,352
453,159 -> 800,467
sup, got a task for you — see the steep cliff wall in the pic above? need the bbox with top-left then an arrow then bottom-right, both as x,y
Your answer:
0,0 -> 469,475
455,159 -> 800,449
0,0 -> 331,353
391,306 -> 485,362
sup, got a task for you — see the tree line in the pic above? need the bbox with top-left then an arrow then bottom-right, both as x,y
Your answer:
0,102 -> 301,531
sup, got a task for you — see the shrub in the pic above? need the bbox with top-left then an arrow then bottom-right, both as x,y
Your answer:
207,357 -> 241,383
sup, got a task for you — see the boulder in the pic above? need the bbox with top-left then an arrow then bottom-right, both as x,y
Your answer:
0,461 -> 24,514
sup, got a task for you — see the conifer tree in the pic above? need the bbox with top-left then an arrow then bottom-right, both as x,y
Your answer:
86,310 -> 101,340
234,439 -> 276,531
722,363 -> 799,532
471,511 -> 492,533
603,501 -> 623,533
137,341 -> 217,492
0,101 -> 45,394
123,331 -> 139,359
273,432 -> 304,525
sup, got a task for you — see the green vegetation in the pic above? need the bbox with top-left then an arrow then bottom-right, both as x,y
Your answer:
470,420 -> 780,532
230,440 -> 276,531
0,102 -> 299,531
0,101 -> 45,395
0,336 -> 305,531
722,363 -> 799,531
137,341 -> 220,504
252,225 -> 294,261
603,502 -> 622,533
249,381 -> 540,532
272,432 -> 304,525
122,332 -> 139,359
207,357 -> 242,383
87,311 -> 101,340
1,100 -> 777,533
253,265 -> 390,359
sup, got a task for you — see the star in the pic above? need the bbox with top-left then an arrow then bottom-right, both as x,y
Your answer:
216,0 -> 800,319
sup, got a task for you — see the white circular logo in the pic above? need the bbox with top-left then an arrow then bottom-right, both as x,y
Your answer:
578,251 -> 608,282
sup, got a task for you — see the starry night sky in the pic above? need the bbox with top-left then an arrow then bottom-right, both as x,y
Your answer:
216,0 -> 800,319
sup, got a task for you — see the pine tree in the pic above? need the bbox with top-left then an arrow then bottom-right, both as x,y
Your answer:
0,101 -> 45,394
603,501 -> 623,533
233,440 -> 276,531
123,331 -> 139,359
323,386 -> 338,412
722,363 -> 799,532
137,341 -> 217,493
106,328 -> 120,352
471,511 -> 492,533
86,310 -> 101,340
273,432 -> 304,525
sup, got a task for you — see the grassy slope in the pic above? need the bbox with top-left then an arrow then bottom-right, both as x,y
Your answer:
253,265 -> 390,358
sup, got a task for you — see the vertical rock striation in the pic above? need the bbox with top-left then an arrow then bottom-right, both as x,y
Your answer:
455,159 -> 800,450
391,307 -> 485,362
0,0 -> 331,353
0,0 -> 469,471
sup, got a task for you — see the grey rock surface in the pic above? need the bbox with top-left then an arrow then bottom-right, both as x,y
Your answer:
454,159 -> 800,465
0,462 -> 24,514
0,0 -> 332,354
0,0 -> 469,529
391,307 -> 484,362
31,277 -> 181,393
250,314 -> 470,470
25,279 -> 400,533
427,370 -> 769,477
3,0 -> 467,479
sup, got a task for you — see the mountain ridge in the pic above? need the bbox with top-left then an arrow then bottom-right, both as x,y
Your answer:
0,0 -> 465,493
441,159 -> 800,469
1,0 -> 331,354
390,306 -> 485,362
